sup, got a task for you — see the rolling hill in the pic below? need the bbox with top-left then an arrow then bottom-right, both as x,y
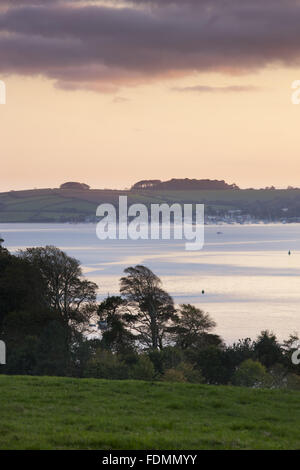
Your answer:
0,187 -> 300,222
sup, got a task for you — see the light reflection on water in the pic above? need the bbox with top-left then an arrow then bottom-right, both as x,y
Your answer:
1,223 -> 300,343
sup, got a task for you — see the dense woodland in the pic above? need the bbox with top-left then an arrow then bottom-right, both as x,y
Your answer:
131,178 -> 239,190
0,239 -> 299,388
60,179 -> 239,191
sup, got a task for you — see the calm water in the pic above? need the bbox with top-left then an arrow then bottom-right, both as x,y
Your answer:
1,223 -> 300,343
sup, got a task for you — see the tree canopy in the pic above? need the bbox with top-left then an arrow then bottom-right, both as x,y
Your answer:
120,265 -> 176,349
19,246 -> 97,328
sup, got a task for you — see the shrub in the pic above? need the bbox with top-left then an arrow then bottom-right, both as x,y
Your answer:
233,359 -> 271,388
148,347 -> 183,375
161,362 -> 204,383
84,350 -> 129,379
129,355 -> 155,381
268,363 -> 289,388
161,369 -> 187,383
177,362 -> 204,384
188,346 -> 230,384
286,374 -> 300,390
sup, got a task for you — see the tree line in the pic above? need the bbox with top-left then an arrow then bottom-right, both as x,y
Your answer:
131,178 -> 239,191
0,239 -> 299,388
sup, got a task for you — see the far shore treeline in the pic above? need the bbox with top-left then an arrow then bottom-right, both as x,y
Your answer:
0,238 -> 299,388
2,178 -> 300,223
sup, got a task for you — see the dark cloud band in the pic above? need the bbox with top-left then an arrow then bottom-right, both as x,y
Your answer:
0,1 -> 300,91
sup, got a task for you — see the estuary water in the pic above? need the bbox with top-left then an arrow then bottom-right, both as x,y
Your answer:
1,222 -> 300,343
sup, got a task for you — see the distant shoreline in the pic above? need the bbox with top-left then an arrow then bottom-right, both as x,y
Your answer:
0,221 -> 299,226
1,187 -> 300,223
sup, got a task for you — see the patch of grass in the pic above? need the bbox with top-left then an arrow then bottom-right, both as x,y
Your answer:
0,375 -> 299,449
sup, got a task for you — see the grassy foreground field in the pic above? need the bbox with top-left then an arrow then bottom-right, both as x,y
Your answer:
0,376 -> 300,450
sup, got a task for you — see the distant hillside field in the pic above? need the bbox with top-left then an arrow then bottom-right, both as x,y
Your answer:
0,375 -> 300,449
1,188 -> 300,222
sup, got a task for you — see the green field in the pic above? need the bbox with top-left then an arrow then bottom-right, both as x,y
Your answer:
0,375 -> 299,449
0,187 -> 300,222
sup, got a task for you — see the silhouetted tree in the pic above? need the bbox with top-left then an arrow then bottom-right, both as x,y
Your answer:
120,265 -> 176,349
97,296 -> 136,354
0,245 -> 47,335
19,246 -> 98,330
169,304 -> 217,349
254,330 -> 283,368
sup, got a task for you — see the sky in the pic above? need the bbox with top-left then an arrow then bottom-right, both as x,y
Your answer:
1,0 -> 300,191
